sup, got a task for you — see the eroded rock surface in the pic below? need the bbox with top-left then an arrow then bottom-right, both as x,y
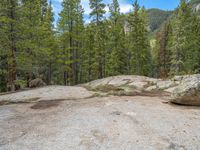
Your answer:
0,96 -> 200,150
0,86 -> 94,104
0,76 -> 200,149
85,75 -> 179,93
171,74 -> 200,106
1,74 -> 200,106
85,75 -> 158,90
85,75 -> 200,106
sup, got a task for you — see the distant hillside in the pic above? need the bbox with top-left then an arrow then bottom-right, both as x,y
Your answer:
148,0 -> 200,33
124,1 -> 200,34
146,0 -> 200,32
124,8 -> 173,32
147,9 -> 173,32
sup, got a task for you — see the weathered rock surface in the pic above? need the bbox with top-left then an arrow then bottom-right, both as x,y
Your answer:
0,86 -> 94,104
86,75 -> 158,89
0,96 -> 200,150
29,78 -> 46,88
171,74 -> 200,106
84,75 -> 173,96
0,76 -> 200,149
85,75 -> 158,95
2,75 -> 200,106
85,74 -> 200,106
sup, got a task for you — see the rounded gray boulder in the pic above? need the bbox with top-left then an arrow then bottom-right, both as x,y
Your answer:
29,78 -> 46,88
171,74 -> 200,106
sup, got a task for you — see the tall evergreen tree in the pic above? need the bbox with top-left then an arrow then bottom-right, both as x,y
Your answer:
58,0 -> 84,85
107,0 -> 128,76
80,24 -> 96,82
89,0 -> 106,25
39,1 -> 57,84
195,14 -> 200,72
0,0 -> 19,91
157,21 -> 172,78
185,8 -> 200,73
89,0 -> 106,79
18,0 -> 43,86
128,1 -> 151,76
170,0 -> 191,75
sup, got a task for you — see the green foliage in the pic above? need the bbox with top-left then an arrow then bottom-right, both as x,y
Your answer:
153,0 -> 200,77
88,0 -> 107,79
81,24 -> 97,82
0,0 -> 57,91
89,0 -> 106,23
170,0 -> 192,75
156,21 -> 173,78
58,0 -> 84,85
127,1 -> 152,76
14,80 -> 26,89
106,0 -> 129,76
0,0 -> 19,91
1,0 -> 200,92
188,9 -> 200,73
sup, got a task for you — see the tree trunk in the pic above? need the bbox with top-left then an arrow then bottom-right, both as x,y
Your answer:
69,20 -> 74,85
64,71 -> 67,86
48,62 -> 52,85
8,0 -> 17,91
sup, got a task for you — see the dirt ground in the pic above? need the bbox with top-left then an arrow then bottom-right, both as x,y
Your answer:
0,94 -> 200,150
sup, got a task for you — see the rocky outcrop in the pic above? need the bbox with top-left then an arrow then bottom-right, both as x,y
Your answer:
84,75 -> 169,96
0,86 -> 94,104
85,74 -> 200,106
29,78 -> 46,88
171,74 -> 200,106
85,75 -> 157,89
1,74 -> 200,106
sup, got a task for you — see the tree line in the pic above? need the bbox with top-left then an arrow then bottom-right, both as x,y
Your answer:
0,0 -> 199,92
155,0 -> 200,78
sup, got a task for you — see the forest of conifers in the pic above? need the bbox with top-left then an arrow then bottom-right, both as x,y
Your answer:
0,0 -> 200,92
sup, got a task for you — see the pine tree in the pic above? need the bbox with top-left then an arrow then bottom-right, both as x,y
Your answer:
39,1 -> 57,84
170,0 -> 191,75
89,0 -> 106,79
17,0 -> 43,86
40,0 -> 48,21
58,0 -> 84,85
184,8 -> 200,74
195,11 -> 200,73
73,1 -> 84,84
128,1 -> 151,76
157,21 -> 172,78
80,24 -> 96,82
107,0 -> 128,76
89,0 -> 106,25
0,0 -> 19,91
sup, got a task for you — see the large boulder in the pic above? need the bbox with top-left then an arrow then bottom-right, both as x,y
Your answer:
29,78 -> 46,88
171,74 -> 200,106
